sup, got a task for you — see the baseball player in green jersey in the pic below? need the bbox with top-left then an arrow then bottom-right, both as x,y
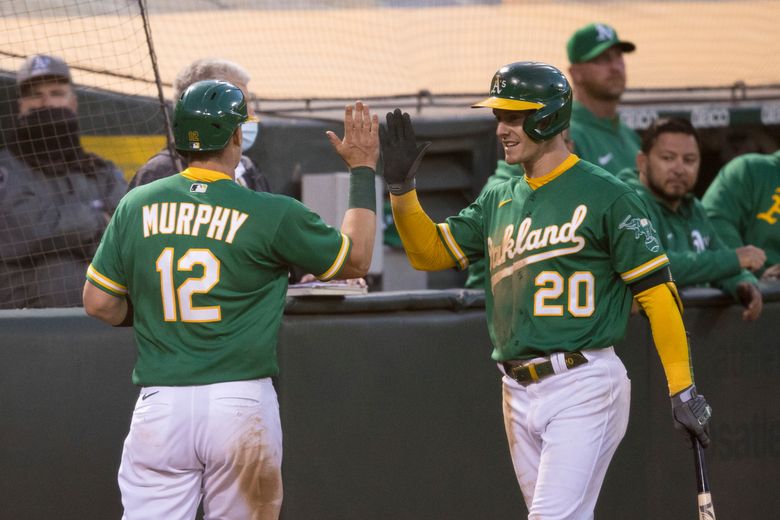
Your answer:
82,80 -> 379,519
567,23 -> 640,174
464,160 -> 523,289
381,62 -> 712,519
702,149 -> 780,281
618,117 -> 764,320
465,131 -> 573,289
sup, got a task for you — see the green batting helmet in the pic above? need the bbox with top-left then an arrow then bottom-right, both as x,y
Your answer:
472,61 -> 572,141
173,79 -> 253,152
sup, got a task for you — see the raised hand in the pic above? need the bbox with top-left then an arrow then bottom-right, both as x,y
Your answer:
381,108 -> 431,195
326,101 -> 380,170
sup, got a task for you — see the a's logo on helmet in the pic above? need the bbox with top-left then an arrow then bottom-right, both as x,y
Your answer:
595,24 -> 615,42
490,76 -> 507,95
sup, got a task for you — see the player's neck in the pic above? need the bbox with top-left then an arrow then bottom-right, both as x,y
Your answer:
189,158 -> 237,180
574,94 -> 619,119
522,143 -> 572,179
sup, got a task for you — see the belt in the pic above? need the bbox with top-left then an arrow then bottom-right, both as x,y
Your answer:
503,351 -> 588,385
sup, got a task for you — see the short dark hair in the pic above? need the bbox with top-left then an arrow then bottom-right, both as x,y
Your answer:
641,117 -> 700,154
181,149 -> 223,163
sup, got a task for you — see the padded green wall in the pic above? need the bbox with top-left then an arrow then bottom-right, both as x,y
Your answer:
1,286 -> 778,519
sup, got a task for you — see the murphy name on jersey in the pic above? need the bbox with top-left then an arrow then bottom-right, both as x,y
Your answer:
142,202 -> 248,243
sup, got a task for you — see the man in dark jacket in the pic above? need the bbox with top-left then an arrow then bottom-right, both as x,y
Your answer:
617,117 -> 765,320
0,54 -> 126,308
127,58 -> 270,193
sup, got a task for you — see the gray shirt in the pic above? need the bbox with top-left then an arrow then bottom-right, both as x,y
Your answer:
0,148 -> 126,308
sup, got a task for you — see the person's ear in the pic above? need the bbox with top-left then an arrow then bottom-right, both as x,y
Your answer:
568,64 -> 580,85
637,152 -> 648,179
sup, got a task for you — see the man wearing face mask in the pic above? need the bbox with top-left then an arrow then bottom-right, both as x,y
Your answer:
0,54 -> 126,308
127,58 -> 270,193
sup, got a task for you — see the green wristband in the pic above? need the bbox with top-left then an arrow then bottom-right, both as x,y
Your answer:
348,166 -> 377,211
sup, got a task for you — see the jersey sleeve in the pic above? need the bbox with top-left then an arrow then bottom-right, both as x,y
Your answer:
701,160 -> 752,249
86,201 -> 128,297
606,192 -> 670,284
272,199 -> 351,281
441,197 -> 487,270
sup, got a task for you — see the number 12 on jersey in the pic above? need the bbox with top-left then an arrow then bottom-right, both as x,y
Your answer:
534,271 -> 595,317
156,247 -> 222,323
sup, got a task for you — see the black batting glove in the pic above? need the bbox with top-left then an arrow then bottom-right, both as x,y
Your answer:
380,109 -> 431,195
670,384 -> 712,448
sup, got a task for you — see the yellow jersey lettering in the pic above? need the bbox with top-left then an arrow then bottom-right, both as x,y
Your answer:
757,188 -> 780,224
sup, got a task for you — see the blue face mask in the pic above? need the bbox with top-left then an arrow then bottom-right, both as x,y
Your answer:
241,121 -> 259,152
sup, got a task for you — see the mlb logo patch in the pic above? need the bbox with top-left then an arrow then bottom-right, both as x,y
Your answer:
190,183 -> 208,193
188,130 -> 200,149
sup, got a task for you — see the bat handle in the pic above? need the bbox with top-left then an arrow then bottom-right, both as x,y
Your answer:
692,435 -> 716,520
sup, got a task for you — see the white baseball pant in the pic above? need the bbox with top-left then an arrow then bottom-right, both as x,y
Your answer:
118,378 -> 283,520
502,347 -> 631,520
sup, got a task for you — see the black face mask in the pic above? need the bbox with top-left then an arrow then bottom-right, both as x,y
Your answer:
10,106 -> 84,169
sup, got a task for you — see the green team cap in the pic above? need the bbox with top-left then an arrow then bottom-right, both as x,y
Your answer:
567,23 -> 636,64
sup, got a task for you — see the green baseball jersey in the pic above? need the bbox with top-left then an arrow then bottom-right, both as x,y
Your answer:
569,101 -> 640,175
618,168 -> 757,298
87,167 -> 351,386
465,160 -> 524,289
702,150 -> 780,270
439,156 -> 669,361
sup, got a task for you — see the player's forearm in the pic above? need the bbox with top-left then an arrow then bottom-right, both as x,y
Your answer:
666,249 -> 741,286
82,281 -> 128,326
635,282 -> 693,395
339,208 -> 376,278
337,167 -> 377,278
390,191 -> 456,271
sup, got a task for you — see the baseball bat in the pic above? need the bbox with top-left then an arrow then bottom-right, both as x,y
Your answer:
692,436 -> 716,520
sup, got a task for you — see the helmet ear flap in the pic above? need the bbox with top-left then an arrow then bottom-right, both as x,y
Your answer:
522,90 -> 572,141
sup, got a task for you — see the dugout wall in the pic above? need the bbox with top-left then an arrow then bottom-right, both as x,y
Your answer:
1,286 -> 778,519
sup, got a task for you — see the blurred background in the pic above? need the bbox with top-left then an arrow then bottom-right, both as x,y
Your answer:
1,0 -> 779,292
2,3 -> 779,519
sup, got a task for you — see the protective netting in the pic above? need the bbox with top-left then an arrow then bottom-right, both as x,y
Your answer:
0,0 -> 778,308
3,1 -> 780,100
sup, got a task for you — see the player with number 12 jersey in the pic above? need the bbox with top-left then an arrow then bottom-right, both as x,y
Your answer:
87,169 -> 350,386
